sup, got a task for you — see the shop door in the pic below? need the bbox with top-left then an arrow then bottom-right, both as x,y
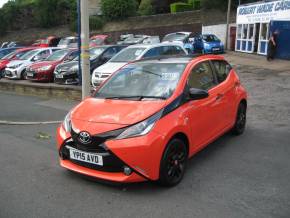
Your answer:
258,23 -> 269,55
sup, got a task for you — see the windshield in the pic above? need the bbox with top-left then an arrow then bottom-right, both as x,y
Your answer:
89,47 -> 106,60
90,38 -> 104,45
202,35 -> 219,42
2,51 -> 17,59
162,33 -> 187,42
0,49 -> 15,59
58,39 -> 71,46
19,50 -> 39,60
46,49 -> 69,61
110,47 -> 145,62
95,62 -> 187,100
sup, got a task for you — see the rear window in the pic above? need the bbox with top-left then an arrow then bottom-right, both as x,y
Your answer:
212,60 -> 232,83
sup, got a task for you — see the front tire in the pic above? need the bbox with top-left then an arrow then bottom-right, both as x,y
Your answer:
20,70 -> 27,80
232,102 -> 247,135
158,138 -> 188,187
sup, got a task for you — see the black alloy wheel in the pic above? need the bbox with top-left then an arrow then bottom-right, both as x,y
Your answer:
159,138 -> 188,187
21,70 -> 27,80
232,102 -> 247,135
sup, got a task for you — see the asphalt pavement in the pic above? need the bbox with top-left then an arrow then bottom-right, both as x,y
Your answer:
0,63 -> 290,218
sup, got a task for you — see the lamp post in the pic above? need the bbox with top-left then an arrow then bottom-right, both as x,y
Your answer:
225,0 -> 232,50
80,0 -> 90,99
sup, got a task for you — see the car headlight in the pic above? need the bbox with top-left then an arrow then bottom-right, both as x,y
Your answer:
71,66 -> 79,72
63,112 -> 71,132
38,65 -> 52,71
116,110 -> 163,140
204,43 -> 210,48
12,63 -> 23,68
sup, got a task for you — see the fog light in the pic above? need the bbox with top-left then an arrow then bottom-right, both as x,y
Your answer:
123,166 -> 132,176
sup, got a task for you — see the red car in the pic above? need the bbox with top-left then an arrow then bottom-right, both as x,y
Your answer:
32,36 -> 61,47
90,35 -> 110,47
26,49 -> 78,82
56,55 -> 247,186
0,47 -> 35,78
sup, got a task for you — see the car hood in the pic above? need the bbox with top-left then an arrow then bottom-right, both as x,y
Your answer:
30,61 -> 59,69
71,97 -> 166,125
94,62 -> 126,74
7,60 -> 31,67
56,61 -> 78,71
204,41 -> 221,47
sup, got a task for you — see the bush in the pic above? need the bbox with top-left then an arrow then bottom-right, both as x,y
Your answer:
170,2 -> 193,13
138,0 -> 154,16
101,0 -> 138,20
0,9 -> 7,36
89,16 -> 104,30
188,0 -> 201,10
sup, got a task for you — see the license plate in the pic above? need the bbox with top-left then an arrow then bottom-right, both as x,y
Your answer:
212,48 -> 220,51
55,74 -> 63,78
27,72 -> 33,77
67,146 -> 103,166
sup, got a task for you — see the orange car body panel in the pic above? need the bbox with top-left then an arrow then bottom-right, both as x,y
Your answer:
56,55 -> 247,182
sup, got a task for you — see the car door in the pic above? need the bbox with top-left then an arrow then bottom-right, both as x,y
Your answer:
186,60 -> 223,149
211,60 -> 236,128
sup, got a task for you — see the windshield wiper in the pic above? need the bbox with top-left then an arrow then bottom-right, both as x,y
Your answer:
135,69 -> 161,77
105,95 -> 166,100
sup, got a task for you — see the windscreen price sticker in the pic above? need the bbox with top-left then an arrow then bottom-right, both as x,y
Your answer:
161,73 -> 179,80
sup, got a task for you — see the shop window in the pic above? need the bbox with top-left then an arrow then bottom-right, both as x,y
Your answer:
260,23 -> 269,40
243,24 -> 248,39
237,24 -> 242,39
249,24 -> 254,40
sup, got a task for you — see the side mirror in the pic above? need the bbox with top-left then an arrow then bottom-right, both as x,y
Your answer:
33,55 -> 41,62
189,88 -> 209,100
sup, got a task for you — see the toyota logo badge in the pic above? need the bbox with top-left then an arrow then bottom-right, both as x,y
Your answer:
78,131 -> 92,144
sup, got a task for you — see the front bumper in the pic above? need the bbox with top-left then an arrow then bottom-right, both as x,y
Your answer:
54,72 -> 79,85
57,125 -> 165,183
26,69 -> 52,82
4,68 -> 21,79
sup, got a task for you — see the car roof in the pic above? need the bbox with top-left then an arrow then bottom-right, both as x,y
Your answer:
131,54 -> 224,65
127,42 -> 184,49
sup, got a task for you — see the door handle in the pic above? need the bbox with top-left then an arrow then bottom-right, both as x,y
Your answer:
216,93 -> 224,100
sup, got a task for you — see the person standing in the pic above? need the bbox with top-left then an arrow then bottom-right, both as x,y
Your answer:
267,30 -> 279,61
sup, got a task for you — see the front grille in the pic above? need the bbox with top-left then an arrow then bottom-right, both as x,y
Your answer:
59,140 -> 125,172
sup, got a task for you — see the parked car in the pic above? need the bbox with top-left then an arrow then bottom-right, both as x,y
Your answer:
0,47 -> 21,59
5,47 -> 60,79
54,45 -> 126,85
57,37 -> 78,49
162,32 -> 195,53
118,35 -> 160,45
26,49 -> 78,82
90,35 -> 110,47
57,55 -> 247,186
0,47 -> 36,79
32,36 -> 61,47
193,34 -> 224,54
92,43 -> 187,87
1,41 -> 21,48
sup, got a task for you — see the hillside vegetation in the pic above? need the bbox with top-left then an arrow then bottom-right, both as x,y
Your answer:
0,0 -> 258,37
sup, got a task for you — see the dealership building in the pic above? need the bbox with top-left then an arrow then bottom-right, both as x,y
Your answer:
235,0 -> 290,59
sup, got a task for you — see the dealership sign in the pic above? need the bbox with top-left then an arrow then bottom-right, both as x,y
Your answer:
237,0 -> 290,24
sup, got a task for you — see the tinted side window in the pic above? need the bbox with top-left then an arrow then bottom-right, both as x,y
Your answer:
188,61 -> 216,90
212,60 -> 232,83
160,46 -> 184,55
143,48 -> 160,58
103,47 -> 117,57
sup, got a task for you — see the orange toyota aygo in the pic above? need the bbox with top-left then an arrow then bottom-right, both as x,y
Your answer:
56,55 -> 247,186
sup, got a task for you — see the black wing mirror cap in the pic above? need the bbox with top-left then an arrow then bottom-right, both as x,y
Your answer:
189,88 -> 209,100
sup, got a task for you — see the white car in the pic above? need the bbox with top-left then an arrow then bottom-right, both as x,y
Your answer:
5,48 -> 59,79
91,43 -> 187,88
57,37 -> 78,49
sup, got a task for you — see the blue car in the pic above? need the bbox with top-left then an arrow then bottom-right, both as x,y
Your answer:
193,34 -> 224,54
0,47 -> 20,59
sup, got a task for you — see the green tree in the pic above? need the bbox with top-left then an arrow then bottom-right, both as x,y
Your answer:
101,0 -> 138,20
138,0 -> 154,15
